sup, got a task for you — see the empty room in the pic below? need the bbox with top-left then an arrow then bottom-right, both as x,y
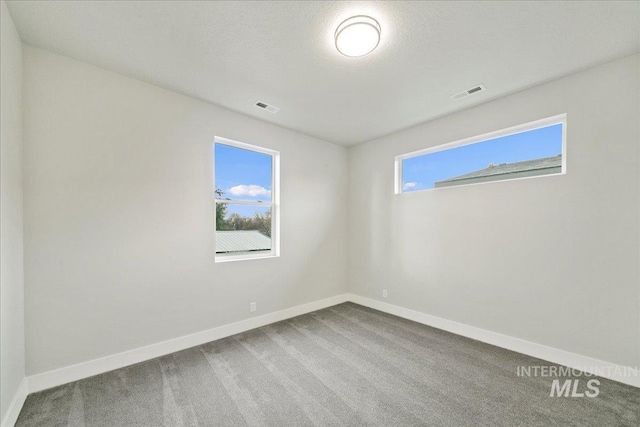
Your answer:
1,1 -> 639,426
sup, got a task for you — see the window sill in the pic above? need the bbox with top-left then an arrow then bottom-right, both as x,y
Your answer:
215,252 -> 279,263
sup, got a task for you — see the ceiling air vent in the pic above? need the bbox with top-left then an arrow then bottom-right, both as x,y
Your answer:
254,100 -> 280,113
451,84 -> 486,101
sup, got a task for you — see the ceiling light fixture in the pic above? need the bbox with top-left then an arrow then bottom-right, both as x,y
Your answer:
335,15 -> 381,57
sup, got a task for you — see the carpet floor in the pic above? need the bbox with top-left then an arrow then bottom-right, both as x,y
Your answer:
16,302 -> 640,426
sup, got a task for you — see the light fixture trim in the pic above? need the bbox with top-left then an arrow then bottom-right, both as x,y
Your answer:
335,15 -> 381,57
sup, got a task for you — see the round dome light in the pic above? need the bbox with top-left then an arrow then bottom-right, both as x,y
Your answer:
335,16 -> 381,57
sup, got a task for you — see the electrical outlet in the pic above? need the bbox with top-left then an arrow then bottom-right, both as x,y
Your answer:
382,289 -> 388,298
250,302 -> 257,312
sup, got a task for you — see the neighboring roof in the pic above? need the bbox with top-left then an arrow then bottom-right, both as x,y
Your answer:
435,154 -> 562,184
216,230 -> 271,253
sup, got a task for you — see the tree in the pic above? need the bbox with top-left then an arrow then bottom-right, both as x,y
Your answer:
253,209 -> 271,237
214,189 -> 272,236
225,213 -> 250,231
215,189 -> 228,229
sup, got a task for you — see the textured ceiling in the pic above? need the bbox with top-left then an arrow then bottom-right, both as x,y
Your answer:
6,1 -> 640,146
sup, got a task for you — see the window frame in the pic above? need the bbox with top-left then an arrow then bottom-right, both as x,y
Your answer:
213,136 -> 280,263
395,113 -> 567,194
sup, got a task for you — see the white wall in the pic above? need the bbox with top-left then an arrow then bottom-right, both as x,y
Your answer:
349,54 -> 640,368
0,0 -> 25,421
17,37 -> 640,384
22,46 -> 349,376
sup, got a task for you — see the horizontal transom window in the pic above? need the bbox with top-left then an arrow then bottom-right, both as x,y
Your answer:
395,114 -> 566,193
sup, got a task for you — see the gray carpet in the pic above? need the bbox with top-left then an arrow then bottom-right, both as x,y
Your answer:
16,302 -> 640,426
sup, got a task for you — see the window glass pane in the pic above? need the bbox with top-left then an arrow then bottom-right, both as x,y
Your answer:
402,123 -> 563,192
215,143 -> 272,202
215,204 -> 271,254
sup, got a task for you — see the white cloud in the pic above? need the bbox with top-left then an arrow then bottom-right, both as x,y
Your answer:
228,184 -> 271,197
403,182 -> 418,190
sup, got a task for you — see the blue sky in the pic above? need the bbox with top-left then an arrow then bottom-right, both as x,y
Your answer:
402,123 -> 563,192
215,143 -> 272,217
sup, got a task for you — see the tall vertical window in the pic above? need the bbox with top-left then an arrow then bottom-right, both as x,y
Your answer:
214,137 -> 279,261
396,114 -> 566,193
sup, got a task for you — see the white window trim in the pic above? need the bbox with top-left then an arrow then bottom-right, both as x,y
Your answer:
395,113 -> 567,194
213,136 -> 280,262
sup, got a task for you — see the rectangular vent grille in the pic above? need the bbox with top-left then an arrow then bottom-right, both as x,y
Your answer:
255,100 -> 280,113
451,84 -> 486,101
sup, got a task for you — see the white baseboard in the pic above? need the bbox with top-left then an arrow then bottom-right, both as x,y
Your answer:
27,294 -> 349,393
22,291 -> 639,403
1,378 -> 27,427
347,293 -> 639,388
